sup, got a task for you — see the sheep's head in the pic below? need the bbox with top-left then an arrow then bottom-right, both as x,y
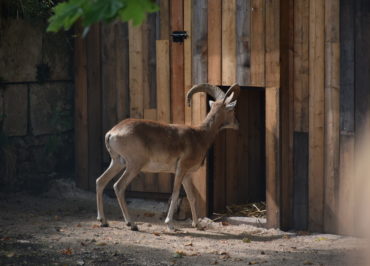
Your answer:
186,83 -> 240,130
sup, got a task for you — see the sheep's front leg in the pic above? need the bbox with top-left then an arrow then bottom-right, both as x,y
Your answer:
182,175 -> 199,228
165,168 -> 186,230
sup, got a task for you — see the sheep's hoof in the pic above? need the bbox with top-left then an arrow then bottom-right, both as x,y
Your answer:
100,223 -> 109,227
130,224 -> 139,231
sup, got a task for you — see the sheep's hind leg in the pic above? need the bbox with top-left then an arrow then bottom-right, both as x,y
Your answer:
96,158 -> 123,227
113,166 -> 141,231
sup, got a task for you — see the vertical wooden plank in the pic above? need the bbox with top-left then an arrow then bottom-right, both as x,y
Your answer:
221,0 -> 238,206
266,87 -> 280,228
128,22 -> 144,119
324,0 -> 340,233
159,0 -> 170,40
338,0 -> 355,235
101,23 -> 118,165
265,0 -> 281,229
294,0 -> 309,132
280,0 -> 294,230
192,0 -> 208,217
170,0 -> 185,124
156,40 -> 172,193
293,132 -> 308,230
250,0 -> 265,86
208,0 -> 224,211
355,0 -> 370,135
340,0 -> 355,133
86,24 -> 102,190
221,0 -> 236,85
128,22 -> 145,192
115,22 -> 130,122
236,0 -> 251,85
184,0 -> 192,125
308,0 -> 325,232
265,0 -> 280,88
74,23 -> 89,189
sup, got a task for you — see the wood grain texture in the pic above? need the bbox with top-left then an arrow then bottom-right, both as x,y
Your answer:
159,0 -> 170,40
324,0 -> 340,233
184,0 -> 192,125
208,0 -> 222,85
192,0 -> 208,217
236,0 -> 251,85
280,0 -> 294,230
170,0 -> 185,124
293,0 -> 309,132
250,0 -> 265,86
74,23 -> 89,190
156,40 -> 172,193
221,0 -> 236,85
128,22 -> 144,119
265,0 -> 280,88
308,0 -> 325,232
86,24 -> 102,190
265,87 -> 280,228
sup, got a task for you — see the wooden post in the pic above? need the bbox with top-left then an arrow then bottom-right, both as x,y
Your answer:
265,0 -> 281,228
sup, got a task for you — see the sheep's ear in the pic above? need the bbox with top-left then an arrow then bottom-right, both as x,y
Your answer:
209,100 -> 215,108
225,100 -> 237,110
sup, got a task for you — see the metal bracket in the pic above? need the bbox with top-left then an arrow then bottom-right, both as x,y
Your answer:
171,31 -> 188,43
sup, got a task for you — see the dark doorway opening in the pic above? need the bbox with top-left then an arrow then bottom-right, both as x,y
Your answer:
208,86 -> 266,215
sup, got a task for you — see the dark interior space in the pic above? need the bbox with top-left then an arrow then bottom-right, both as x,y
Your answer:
209,86 -> 266,214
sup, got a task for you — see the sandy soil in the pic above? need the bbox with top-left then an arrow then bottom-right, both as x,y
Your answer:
0,179 -> 367,266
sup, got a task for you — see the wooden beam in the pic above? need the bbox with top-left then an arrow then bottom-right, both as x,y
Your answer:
308,0 -> 325,232
266,87 -> 280,228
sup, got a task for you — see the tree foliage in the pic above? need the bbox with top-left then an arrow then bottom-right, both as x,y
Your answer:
47,0 -> 159,32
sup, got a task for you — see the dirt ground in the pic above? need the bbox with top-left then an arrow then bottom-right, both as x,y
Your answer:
0,179 -> 367,266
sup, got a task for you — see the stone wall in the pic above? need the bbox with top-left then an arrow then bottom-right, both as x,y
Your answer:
0,18 -> 74,191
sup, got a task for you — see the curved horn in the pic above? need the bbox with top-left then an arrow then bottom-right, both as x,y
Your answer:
223,83 -> 240,104
186,84 -> 225,106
